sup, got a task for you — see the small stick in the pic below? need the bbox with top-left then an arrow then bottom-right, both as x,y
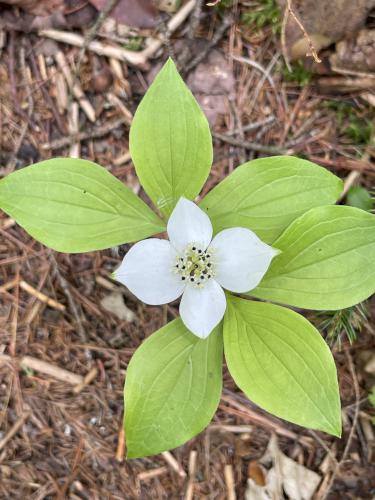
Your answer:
141,0 -> 196,62
209,424 -> 253,433
55,50 -> 96,123
225,117 -> 275,136
40,29 -> 149,67
109,58 -> 125,80
42,116 -> 128,150
20,356 -> 83,385
338,170 -> 361,202
24,301 -> 42,325
184,450 -> 197,500
107,92 -> 133,125
318,76 -> 375,91
20,280 -> 65,312
137,467 -> 168,481
0,411 -> 31,452
213,132 -> 286,155
95,276 -> 117,291
73,367 -> 98,394
281,0 -> 321,68
115,426 -> 125,462
113,151 -> 132,166
53,67 -> 69,114
37,53 -> 48,81
39,0 -> 197,68
161,451 -> 187,478
224,464 -> 236,500
68,102 -> 80,158
0,278 -> 19,293
308,155 -> 375,175
220,394 -> 299,441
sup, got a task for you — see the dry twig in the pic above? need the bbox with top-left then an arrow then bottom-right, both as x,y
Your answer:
42,116 -> 128,150
161,451 -> 187,478
20,280 -> 66,312
213,132 -> 286,155
0,411 -> 31,452
39,0 -> 197,69
281,0 -> 321,71
224,464 -> 236,500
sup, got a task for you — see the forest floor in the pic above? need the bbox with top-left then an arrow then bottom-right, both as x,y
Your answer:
0,1 -> 375,498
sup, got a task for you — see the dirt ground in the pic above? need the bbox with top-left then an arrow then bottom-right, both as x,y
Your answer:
0,1 -> 375,499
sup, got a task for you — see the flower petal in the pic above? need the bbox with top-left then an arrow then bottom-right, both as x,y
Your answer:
179,280 -> 226,338
167,197 -> 213,253
114,239 -> 185,305
210,227 -> 279,293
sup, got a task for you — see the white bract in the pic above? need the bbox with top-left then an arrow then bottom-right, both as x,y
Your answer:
114,198 -> 278,338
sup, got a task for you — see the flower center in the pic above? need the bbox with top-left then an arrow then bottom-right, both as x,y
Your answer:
174,243 -> 215,288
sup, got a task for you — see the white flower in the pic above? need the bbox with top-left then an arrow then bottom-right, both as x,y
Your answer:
114,198 -> 278,339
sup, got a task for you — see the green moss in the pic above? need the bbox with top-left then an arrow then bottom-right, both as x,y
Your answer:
123,36 -> 144,52
214,0 -> 234,15
241,0 -> 281,34
324,100 -> 374,145
281,60 -> 312,85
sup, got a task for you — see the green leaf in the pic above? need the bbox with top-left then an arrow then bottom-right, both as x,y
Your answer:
124,318 -> 223,458
224,297 -> 341,436
347,185 -> 373,212
200,156 -> 343,244
129,58 -> 213,217
252,205 -> 375,309
0,158 -> 165,253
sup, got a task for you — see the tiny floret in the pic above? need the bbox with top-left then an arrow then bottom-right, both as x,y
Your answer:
114,197 -> 279,339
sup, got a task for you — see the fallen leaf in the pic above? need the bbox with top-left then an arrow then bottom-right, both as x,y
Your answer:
248,461 -> 266,486
245,479 -> 271,500
89,0 -> 159,28
246,435 -> 321,500
264,434 -> 321,500
100,291 -> 136,322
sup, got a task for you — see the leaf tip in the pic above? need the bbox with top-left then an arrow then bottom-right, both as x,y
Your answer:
164,56 -> 178,73
320,414 -> 342,438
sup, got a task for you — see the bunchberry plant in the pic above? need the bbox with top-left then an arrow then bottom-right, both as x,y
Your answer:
1,59 -> 375,458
